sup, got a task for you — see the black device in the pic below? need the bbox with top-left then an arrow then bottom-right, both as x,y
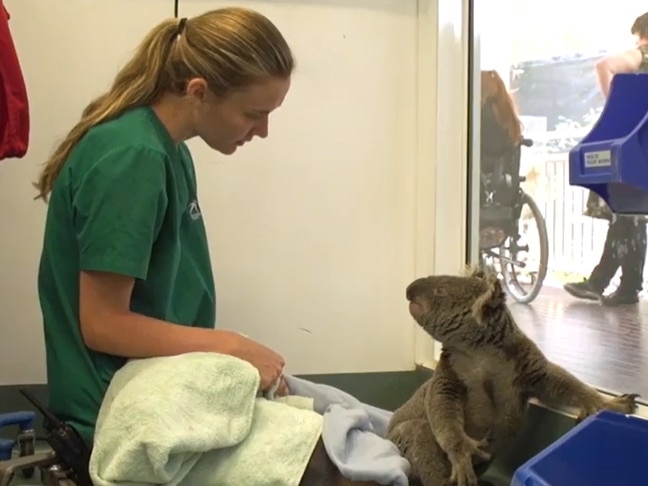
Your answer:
19,388 -> 93,486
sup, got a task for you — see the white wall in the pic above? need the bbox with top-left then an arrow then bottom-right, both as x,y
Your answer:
0,0 -> 172,385
0,0 -> 446,384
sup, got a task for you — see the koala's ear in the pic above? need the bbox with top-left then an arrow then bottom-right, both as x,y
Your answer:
463,264 -> 487,279
471,272 -> 506,325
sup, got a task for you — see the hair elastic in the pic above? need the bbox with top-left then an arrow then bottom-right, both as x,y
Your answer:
177,17 -> 187,37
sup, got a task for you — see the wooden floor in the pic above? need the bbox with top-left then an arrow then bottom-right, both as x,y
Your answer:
509,284 -> 648,402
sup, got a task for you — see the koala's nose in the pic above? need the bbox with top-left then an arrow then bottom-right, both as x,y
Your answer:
406,277 -> 430,301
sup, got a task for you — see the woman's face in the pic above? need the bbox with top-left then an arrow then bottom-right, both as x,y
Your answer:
190,76 -> 291,155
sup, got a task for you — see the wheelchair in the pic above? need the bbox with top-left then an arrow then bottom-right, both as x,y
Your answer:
0,390 -> 89,486
478,138 -> 549,304
0,449 -> 74,486
0,411 -> 42,486
0,411 -> 74,486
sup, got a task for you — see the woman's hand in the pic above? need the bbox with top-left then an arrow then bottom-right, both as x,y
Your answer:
230,333 -> 286,392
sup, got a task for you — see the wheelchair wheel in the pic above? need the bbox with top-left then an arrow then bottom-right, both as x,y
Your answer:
497,191 -> 549,304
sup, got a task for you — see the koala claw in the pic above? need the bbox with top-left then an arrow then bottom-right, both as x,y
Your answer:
606,393 -> 640,414
448,435 -> 491,486
577,393 -> 640,423
449,456 -> 478,486
467,434 -> 492,462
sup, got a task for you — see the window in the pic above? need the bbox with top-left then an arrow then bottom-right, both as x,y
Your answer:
468,1 -> 648,396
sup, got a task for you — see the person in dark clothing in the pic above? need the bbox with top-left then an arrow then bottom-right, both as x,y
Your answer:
478,70 -> 524,249
563,12 -> 648,306
565,217 -> 647,305
480,70 -> 522,170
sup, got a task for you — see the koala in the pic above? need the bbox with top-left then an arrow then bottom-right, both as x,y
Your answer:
388,266 -> 638,486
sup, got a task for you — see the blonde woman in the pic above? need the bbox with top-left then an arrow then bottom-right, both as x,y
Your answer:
36,8 -> 292,448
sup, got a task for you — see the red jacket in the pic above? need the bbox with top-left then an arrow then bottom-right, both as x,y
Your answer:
0,1 -> 28,160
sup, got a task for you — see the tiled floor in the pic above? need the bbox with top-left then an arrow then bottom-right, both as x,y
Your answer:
509,283 -> 648,401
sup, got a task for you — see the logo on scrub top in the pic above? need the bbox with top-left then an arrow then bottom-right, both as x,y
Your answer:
188,199 -> 202,220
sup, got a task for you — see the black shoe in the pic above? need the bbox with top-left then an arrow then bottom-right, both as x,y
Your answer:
563,280 -> 602,301
600,290 -> 639,307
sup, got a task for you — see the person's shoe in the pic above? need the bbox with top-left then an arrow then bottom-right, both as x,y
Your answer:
600,289 -> 639,307
563,280 -> 602,301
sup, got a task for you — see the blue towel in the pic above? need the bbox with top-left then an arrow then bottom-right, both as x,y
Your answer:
284,375 -> 411,486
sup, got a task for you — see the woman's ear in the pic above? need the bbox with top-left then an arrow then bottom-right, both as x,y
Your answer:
185,78 -> 209,103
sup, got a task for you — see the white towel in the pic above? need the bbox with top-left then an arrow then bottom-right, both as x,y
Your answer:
89,352 -> 323,486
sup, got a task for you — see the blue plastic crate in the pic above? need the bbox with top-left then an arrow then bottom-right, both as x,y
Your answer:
511,410 -> 648,486
569,73 -> 648,215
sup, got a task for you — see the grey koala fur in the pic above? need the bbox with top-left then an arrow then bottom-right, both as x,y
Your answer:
387,266 -> 639,486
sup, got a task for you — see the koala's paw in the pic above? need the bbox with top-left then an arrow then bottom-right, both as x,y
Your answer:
448,434 -> 491,486
576,393 -> 640,422
448,456 -> 477,486
605,393 -> 639,414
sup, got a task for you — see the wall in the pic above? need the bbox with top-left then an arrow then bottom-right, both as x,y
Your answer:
0,0 -> 427,384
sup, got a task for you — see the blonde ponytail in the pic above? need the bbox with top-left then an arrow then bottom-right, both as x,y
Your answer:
35,8 -> 294,202
34,19 -> 179,201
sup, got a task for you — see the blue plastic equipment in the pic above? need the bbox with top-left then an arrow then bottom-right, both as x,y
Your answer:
0,411 -> 35,461
511,410 -> 648,486
0,410 -> 37,480
569,73 -> 648,215
0,439 -> 13,462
